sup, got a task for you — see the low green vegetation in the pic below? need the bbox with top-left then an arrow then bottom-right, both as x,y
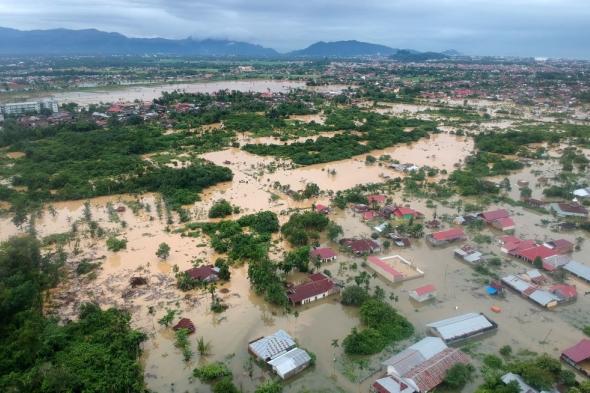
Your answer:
106,235 -> 127,251
281,211 -> 330,246
0,236 -> 146,392
208,199 -> 234,218
193,361 -> 232,382
243,109 -> 437,165
343,298 -> 413,355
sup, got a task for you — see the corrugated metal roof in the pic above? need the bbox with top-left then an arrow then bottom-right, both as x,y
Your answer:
528,290 -> 559,307
502,275 -> 532,293
427,313 -> 494,341
383,337 -> 448,377
563,260 -> 590,282
267,347 -> 311,379
249,330 -> 295,361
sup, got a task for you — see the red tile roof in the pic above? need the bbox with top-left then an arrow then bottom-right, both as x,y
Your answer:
550,284 -> 577,299
363,211 -> 377,220
185,265 -> 217,280
367,256 -> 404,278
493,217 -> 515,229
405,348 -> 470,392
173,318 -> 196,333
367,194 -> 387,204
562,339 -> 590,363
516,245 -> 557,262
394,207 -> 423,218
315,204 -> 329,213
481,209 -> 510,222
287,273 -> 335,303
310,247 -> 336,260
414,284 -> 436,296
432,228 -> 465,241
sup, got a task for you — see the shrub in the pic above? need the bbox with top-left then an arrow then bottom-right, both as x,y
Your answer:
213,378 -> 239,393
193,362 -> 232,382
156,242 -> 171,260
444,363 -> 475,389
340,285 -> 369,306
208,199 -> 233,218
106,236 -> 127,251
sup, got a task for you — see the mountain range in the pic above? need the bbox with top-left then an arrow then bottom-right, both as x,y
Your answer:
0,27 -> 459,59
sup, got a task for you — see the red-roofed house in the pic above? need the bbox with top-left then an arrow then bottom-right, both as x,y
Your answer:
340,238 -> 381,255
185,265 -> 219,282
173,318 -> 196,334
544,239 -> 574,254
367,256 -> 405,282
514,245 -> 558,263
561,339 -> 590,377
480,209 -> 510,222
409,284 -> 437,303
491,217 -> 515,232
310,247 -> 337,263
427,228 -> 466,246
367,194 -> 387,205
404,348 -> 471,392
363,211 -> 377,221
393,207 -> 424,220
480,209 -> 515,232
287,273 -> 339,306
315,204 -> 330,214
550,284 -> 577,303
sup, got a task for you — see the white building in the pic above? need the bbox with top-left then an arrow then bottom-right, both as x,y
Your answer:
1,99 -> 58,115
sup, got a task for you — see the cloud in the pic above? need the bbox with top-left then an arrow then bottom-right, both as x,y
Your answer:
0,0 -> 589,58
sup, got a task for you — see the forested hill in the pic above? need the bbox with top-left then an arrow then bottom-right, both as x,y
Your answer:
0,27 -> 279,57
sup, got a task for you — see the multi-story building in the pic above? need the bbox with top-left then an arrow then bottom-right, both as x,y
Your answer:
1,99 -> 59,115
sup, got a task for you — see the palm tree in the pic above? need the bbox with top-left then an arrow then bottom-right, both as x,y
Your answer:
331,339 -> 339,377
208,282 -> 217,303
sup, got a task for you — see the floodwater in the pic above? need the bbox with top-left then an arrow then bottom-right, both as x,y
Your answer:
39,80 -> 306,106
2,121 -> 590,392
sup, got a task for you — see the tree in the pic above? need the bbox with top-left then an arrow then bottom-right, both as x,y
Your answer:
208,199 -> 233,218
340,285 -> 369,306
444,363 -> 475,389
327,222 -> 344,242
533,256 -> 543,269
331,339 -> 339,376
215,258 -> 231,280
520,186 -> 532,199
156,242 -> 171,260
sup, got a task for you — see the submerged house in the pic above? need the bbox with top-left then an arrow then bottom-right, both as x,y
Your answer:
550,202 -> 588,218
375,337 -> 471,393
409,284 -> 436,303
501,274 -> 560,309
340,238 -> 381,255
287,273 -> 339,306
562,260 -> 590,283
479,209 -> 515,232
185,265 -> 220,282
426,228 -> 466,247
561,339 -> 590,377
310,247 -> 337,263
248,330 -> 312,380
454,245 -> 483,264
427,313 -> 498,344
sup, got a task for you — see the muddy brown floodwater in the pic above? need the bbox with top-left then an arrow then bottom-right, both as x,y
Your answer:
2,131 -> 590,392
20,80 -> 306,107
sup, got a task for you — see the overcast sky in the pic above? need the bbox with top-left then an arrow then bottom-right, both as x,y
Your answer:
1,0 -> 589,58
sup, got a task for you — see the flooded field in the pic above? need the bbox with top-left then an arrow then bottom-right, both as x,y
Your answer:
1,116 -> 590,393
18,80 -> 306,106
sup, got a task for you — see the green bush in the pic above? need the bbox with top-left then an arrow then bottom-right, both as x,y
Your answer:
193,362 -> 232,382
106,236 -> 127,251
208,199 -> 234,218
